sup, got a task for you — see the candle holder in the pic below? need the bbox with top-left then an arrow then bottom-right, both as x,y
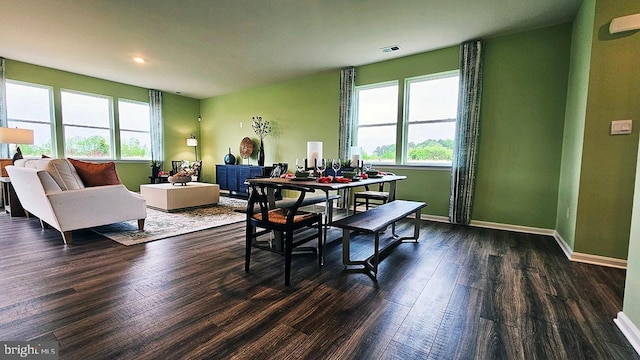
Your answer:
306,141 -> 323,172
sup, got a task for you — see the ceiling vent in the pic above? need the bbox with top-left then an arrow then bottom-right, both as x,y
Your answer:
380,45 -> 400,53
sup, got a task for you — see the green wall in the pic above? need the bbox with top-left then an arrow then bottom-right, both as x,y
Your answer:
200,27 -> 572,222
473,24 -> 571,228
595,0 -> 640,334
556,0 -> 595,251
163,93 -> 201,171
574,0 -> 640,259
4,59 -> 200,191
199,70 -> 340,184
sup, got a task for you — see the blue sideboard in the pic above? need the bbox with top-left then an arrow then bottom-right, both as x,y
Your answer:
215,165 -> 270,197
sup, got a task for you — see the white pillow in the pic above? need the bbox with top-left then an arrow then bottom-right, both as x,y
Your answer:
45,159 -> 85,190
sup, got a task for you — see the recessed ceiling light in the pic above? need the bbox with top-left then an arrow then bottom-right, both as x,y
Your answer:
133,57 -> 145,64
380,45 -> 401,53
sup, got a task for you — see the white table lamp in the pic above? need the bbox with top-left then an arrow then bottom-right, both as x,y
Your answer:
0,127 -> 35,163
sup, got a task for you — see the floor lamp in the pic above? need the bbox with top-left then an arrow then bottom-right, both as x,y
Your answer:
0,127 -> 34,163
186,134 -> 198,161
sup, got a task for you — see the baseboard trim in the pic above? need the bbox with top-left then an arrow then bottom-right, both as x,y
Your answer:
615,312 -> 640,356
571,252 -> 627,269
552,231 -> 574,260
420,214 -> 449,223
468,220 -> 556,236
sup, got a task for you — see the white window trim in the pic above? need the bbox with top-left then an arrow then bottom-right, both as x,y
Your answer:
353,80 -> 399,165
61,88 -> 115,159
118,98 -> 151,160
5,79 -> 57,157
402,70 -> 460,167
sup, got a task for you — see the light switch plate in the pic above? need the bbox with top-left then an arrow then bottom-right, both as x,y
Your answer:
611,120 -> 632,135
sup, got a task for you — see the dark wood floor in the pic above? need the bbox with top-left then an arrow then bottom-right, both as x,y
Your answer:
0,211 -> 638,360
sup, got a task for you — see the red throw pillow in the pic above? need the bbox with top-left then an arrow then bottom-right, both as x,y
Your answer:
68,158 -> 122,187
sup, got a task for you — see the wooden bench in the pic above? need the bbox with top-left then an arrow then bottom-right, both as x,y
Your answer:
331,200 -> 427,279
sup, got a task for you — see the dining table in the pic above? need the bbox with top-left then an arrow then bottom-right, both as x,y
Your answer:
246,173 -> 408,266
246,174 -> 407,225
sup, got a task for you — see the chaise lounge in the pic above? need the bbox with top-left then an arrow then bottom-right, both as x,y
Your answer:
6,158 -> 147,244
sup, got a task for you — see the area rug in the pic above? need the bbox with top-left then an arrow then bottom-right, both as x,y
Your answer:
93,196 -> 247,246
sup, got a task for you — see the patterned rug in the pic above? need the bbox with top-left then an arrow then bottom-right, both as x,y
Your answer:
93,196 -> 247,246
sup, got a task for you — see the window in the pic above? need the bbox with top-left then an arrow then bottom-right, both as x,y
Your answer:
118,99 -> 151,159
405,71 -> 459,166
353,71 -> 459,166
354,82 -> 398,163
61,90 -> 113,159
5,81 -> 55,157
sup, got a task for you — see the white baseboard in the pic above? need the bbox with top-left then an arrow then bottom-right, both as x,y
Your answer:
420,214 -> 449,223
615,312 -> 640,355
553,231 -> 574,260
468,220 -> 556,236
571,252 -> 627,269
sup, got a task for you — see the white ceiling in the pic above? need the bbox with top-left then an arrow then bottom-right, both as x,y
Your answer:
0,0 -> 581,99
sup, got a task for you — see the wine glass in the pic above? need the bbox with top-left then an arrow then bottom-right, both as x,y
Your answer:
316,159 -> 326,177
363,161 -> 372,173
331,159 -> 341,177
295,158 -> 305,173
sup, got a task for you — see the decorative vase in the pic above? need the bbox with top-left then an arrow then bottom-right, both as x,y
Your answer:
224,147 -> 236,165
151,166 -> 160,178
258,138 -> 265,166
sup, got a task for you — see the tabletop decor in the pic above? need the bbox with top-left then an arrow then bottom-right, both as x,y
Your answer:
252,116 -> 271,166
240,137 -> 254,163
150,160 -> 160,178
224,147 -> 236,165
168,160 -> 199,185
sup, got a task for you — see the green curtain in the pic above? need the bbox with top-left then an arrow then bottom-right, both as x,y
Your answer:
338,67 -> 356,160
149,89 -> 164,168
449,40 -> 484,225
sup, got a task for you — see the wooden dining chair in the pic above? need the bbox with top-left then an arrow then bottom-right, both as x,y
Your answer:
245,182 -> 323,286
353,182 -> 389,213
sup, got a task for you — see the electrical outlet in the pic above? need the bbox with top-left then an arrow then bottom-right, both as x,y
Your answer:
240,122 -> 243,128
566,206 -> 570,220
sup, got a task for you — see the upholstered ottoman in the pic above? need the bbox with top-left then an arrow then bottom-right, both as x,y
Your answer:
140,183 -> 220,211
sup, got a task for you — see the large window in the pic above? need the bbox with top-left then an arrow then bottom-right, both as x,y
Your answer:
354,71 -> 459,166
405,71 -> 459,165
118,99 -> 151,159
61,90 -> 113,159
5,81 -> 55,157
354,82 -> 398,163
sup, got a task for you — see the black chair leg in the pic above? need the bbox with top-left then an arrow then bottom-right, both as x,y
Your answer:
245,223 -> 253,273
317,219 -> 323,267
284,232 -> 293,286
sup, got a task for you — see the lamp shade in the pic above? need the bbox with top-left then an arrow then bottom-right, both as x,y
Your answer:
186,138 -> 198,147
0,127 -> 34,145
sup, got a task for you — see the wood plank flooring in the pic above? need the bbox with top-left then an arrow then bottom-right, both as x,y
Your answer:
0,211 -> 638,359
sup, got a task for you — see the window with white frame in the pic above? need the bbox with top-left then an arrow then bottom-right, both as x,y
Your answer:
404,71 -> 459,166
354,82 -> 398,163
61,90 -> 113,159
5,80 -> 55,157
118,99 -> 151,159
354,71 -> 459,166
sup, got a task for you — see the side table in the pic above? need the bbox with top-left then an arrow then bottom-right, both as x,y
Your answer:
0,177 -> 25,217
